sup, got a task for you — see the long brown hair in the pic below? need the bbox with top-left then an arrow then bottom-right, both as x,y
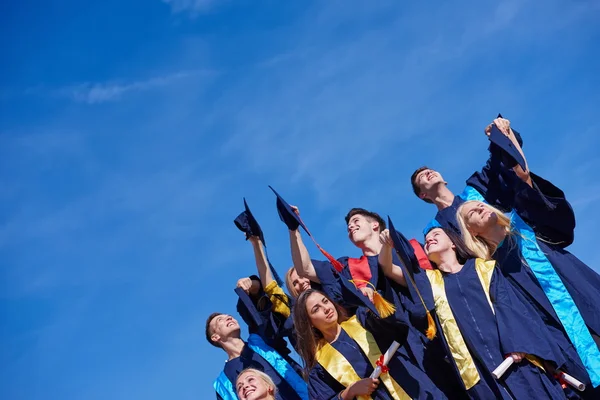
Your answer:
292,289 -> 348,373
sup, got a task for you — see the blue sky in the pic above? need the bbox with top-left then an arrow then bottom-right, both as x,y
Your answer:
1,0 -> 599,398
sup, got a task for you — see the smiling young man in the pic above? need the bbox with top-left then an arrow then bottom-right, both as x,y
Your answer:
206,312 -> 307,400
411,117 -> 526,235
287,207 -> 391,299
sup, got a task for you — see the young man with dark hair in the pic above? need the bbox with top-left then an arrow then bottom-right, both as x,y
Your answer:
288,206 -> 388,300
206,310 -> 307,400
411,117 -> 524,235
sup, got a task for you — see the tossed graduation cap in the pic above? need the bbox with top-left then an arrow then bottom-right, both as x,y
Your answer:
387,216 -> 437,339
268,186 -> 344,272
268,186 -> 308,232
234,198 -> 266,245
488,113 -> 527,171
233,198 -> 283,286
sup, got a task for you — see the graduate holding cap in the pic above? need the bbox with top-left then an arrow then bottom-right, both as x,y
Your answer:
455,141 -> 600,394
379,219 -> 576,399
269,187 -> 466,398
412,116 -> 525,236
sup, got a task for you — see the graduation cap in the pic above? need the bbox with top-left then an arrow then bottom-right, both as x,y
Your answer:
269,186 -> 344,272
233,198 -> 284,286
489,113 -> 527,171
388,216 -> 437,339
234,198 -> 266,245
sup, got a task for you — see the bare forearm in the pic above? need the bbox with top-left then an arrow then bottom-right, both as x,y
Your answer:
509,129 -> 533,187
251,239 -> 273,287
379,245 -> 406,286
289,229 -> 319,282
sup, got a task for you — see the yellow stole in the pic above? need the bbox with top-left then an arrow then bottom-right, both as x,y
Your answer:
425,258 -> 496,389
315,315 -> 411,400
427,258 -> 545,390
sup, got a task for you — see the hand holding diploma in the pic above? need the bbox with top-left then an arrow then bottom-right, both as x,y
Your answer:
370,341 -> 401,378
492,354 -> 586,391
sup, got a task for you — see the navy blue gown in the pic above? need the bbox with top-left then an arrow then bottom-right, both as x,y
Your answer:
312,257 -> 464,399
492,173 -> 600,393
307,303 -> 447,399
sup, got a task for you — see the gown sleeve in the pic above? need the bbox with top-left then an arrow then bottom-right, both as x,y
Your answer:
308,365 -> 345,400
511,172 -> 576,247
490,266 -> 565,368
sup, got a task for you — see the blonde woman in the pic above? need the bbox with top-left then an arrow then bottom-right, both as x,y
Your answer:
456,196 -> 600,394
236,368 -> 277,400
379,226 -> 571,399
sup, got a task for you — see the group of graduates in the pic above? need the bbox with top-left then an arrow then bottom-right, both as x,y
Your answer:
204,116 -> 600,400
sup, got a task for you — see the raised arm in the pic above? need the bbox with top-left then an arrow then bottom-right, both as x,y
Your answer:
378,229 -> 407,287
489,121 -> 576,245
248,236 -> 274,287
289,227 -> 320,283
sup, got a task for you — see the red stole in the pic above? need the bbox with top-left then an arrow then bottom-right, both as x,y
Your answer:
346,256 -> 372,288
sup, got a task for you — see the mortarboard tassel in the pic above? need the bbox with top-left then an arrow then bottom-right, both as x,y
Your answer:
350,280 -> 396,318
394,248 -> 437,340
387,217 -> 437,340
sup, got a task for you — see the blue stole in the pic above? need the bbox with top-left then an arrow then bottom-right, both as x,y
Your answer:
422,186 -> 481,235
512,214 -> 600,386
213,334 -> 309,399
428,186 -> 600,386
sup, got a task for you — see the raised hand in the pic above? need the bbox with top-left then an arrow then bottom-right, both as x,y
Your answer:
236,277 -> 254,294
379,229 -> 394,248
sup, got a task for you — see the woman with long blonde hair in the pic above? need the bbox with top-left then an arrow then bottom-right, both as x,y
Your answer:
456,196 -> 600,395
380,226 -> 572,399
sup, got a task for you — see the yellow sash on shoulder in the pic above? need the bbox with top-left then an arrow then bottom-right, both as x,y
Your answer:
426,268 -> 481,389
474,259 -> 496,314
315,315 -> 411,400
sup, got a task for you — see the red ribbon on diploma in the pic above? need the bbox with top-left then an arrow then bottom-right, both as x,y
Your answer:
376,355 -> 389,374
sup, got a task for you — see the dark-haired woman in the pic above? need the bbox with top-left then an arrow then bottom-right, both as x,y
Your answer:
379,227 -> 574,399
293,288 -> 447,400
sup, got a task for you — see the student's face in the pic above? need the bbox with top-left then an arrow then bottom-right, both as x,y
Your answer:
347,214 -> 377,244
209,314 -> 240,344
415,169 -> 445,195
236,371 -> 271,400
424,228 -> 454,258
460,202 -> 498,234
290,269 -> 311,295
306,292 -> 338,332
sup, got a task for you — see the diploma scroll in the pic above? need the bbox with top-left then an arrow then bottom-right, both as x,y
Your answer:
492,357 -> 514,379
556,371 -> 586,391
370,341 -> 401,379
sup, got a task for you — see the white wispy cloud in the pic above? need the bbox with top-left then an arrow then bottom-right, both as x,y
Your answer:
62,70 -> 212,104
